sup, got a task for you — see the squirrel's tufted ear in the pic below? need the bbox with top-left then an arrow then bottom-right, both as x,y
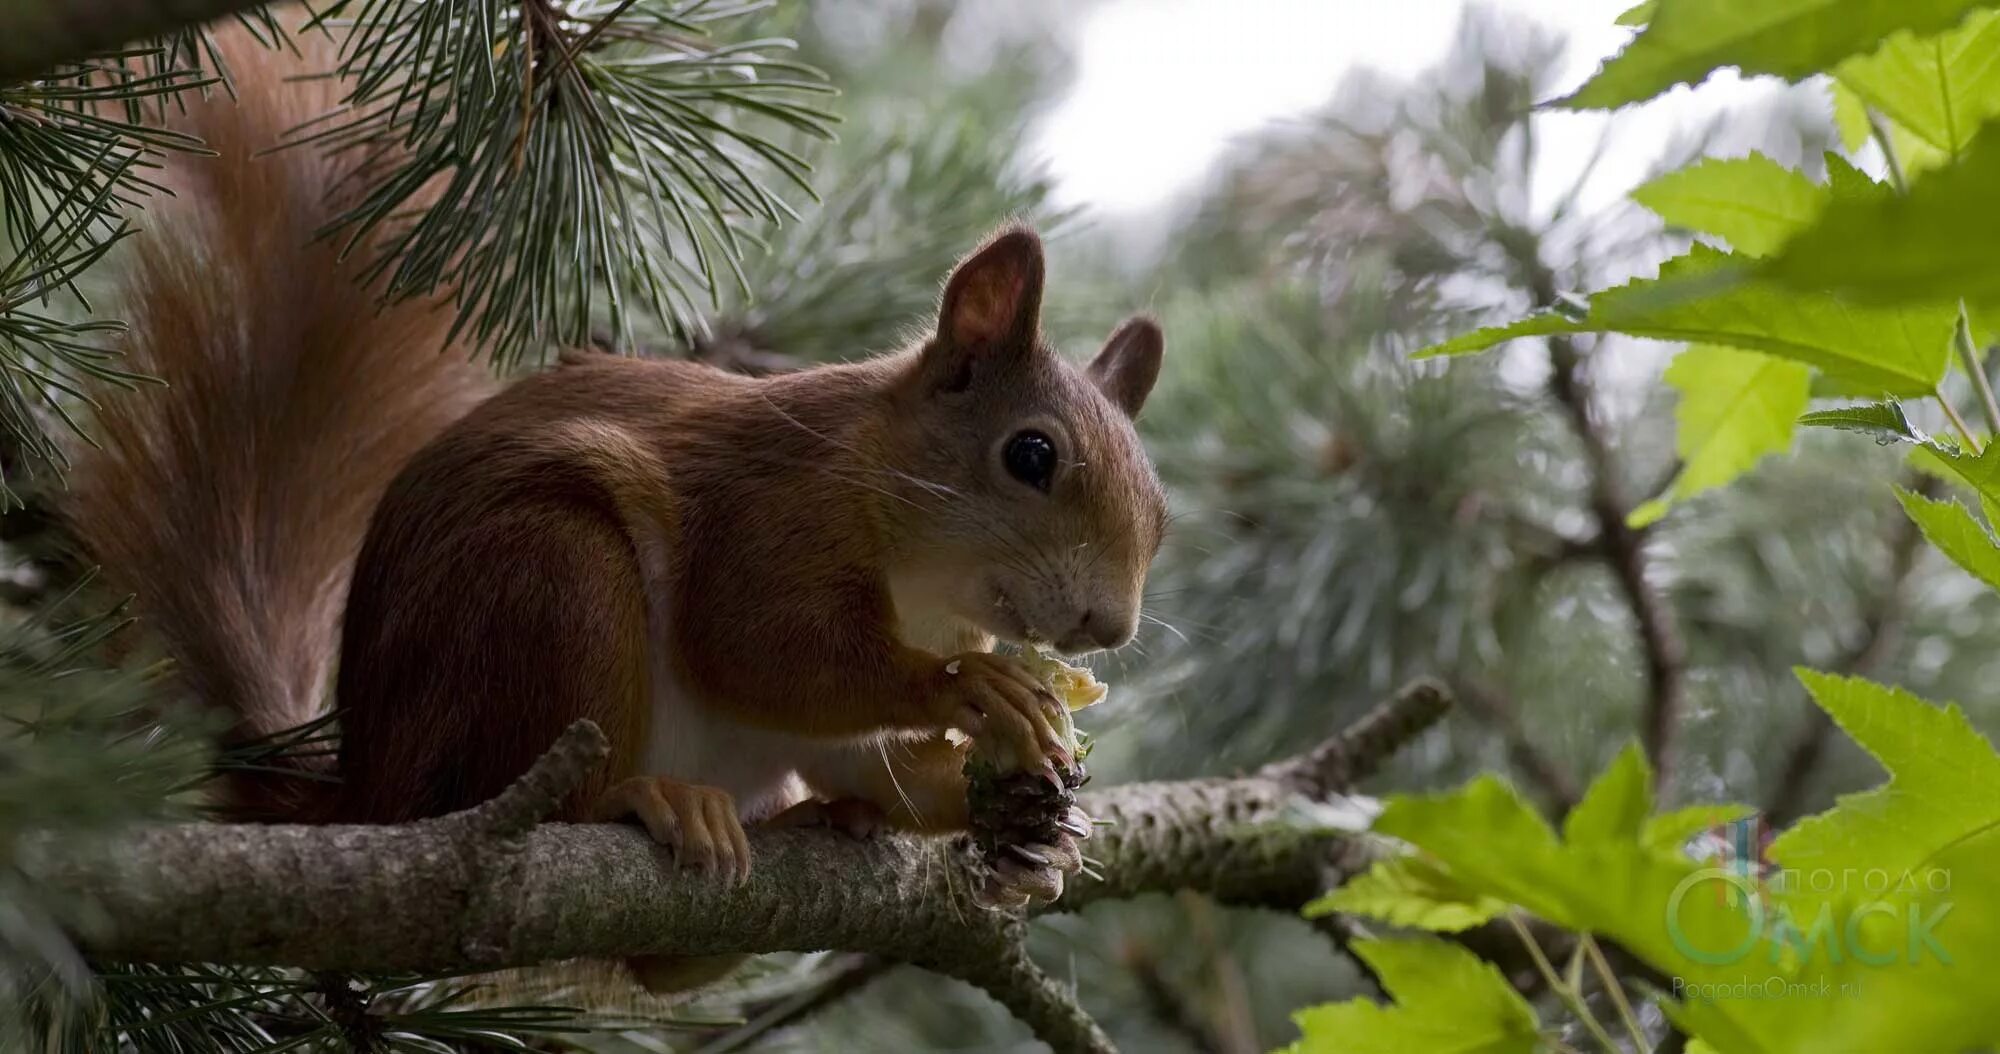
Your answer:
1088,316 -> 1164,417
922,226 -> 1045,390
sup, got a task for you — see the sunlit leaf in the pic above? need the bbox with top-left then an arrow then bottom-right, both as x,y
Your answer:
1772,670 -> 2000,908
1629,345 -> 1811,527
1835,11 -> 2000,158
1631,154 -> 1826,256
1761,121 -> 2000,309
1421,246 -> 1954,397
1896,487 -> 2000,591
1560,0 -> 1994,110
1283,938 -> 1540,1054
1798,400 -> 1940,446
1307,857 -> 1508,932
1564,742 -> 1653,843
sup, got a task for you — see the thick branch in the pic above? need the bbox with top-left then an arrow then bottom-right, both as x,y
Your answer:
0,0 -> 271,83
20,685 -> 1449,1051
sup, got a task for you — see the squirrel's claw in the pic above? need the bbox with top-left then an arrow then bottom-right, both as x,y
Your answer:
595,775 -> 751,884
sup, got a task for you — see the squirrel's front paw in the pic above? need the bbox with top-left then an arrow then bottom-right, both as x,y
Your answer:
928,651 -> 1072,774
594,776 -> 751,883
978,827 -> 1086,909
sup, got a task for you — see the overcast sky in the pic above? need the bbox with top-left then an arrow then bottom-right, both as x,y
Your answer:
1033,0 -> 1781,217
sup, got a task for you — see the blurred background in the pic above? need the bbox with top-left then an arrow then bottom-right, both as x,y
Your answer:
8,1 -> 1997,1051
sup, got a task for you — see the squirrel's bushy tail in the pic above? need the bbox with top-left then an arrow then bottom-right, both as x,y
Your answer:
65,31 -> 492,816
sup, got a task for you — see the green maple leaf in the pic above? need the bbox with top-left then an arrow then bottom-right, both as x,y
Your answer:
1564,741 -> 1653,843
1896,487 -> 2000,592
1354,705 -> 2000,1052
1836,10 -> 2000,158
1761,121 -> 2000,308
1283,938 -> 1540,1054
1631,153 -> 1828,256
1307,856 -> 1508,933
1561,0 -> 1994,110
1771,671 -> 2000,886
1798,399 -> 1939,445
1643,803 -> 1754,854
1420,245 -> 1954,398
1915,439 -> 2000,506
1629,345 -> 1811,527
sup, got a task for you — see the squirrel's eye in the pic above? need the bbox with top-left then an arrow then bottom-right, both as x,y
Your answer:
1003,430 -> 1057,492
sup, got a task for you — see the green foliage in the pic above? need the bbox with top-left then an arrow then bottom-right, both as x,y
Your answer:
1312,3 -> 2000,1050
0,590 -> 214,1046
1306,858 -> 1507,933
1282,938 -> 1540,1054
1797,399 -> 1938,444
1630,153 -> 1826,256
1833,10 -> 2000,158
1297,684 -> 2000,1052
1422,244 -> 1955,397
1562,0 -> 1993,109
709,116 -> 1061,362
1774,670 -> 2000,884
1760,124 -> 2000,308
306,0 -> 837,365
1629,345 -> 1811,526
0,50 -> 211,504
1896,487 -> 2000,589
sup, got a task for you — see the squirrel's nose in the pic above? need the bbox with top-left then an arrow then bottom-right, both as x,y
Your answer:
1060,608 -> 1134,653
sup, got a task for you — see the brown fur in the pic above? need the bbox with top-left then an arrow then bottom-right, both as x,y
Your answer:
69,35 -> 1168,992
64,30 -> 492,816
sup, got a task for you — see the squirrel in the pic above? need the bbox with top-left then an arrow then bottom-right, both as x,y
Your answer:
66,29 -> 1167,989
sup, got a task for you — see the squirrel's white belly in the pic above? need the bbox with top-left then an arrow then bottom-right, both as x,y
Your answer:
640,683 -> 816,823
637,558 -> 977,823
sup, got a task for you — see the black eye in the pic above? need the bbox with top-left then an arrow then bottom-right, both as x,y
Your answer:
1003,430 -> 1057,491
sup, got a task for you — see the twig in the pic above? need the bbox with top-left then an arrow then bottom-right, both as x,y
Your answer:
1492,222 -> 1687,796
1505,912 -> 1619,1054
1259,678 -> 1454,797
943,946 -> 1114,1054
1119,939 -> 1231,1054
1456,679 -> 1580,814
1580,936 -> 1646,1051
694,954 -> 892,1054
1954,306 -> 2000,436
1308,912 -> 1385,998
1934,385 -> 1981,452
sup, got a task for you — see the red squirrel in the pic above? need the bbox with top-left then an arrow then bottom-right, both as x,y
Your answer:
67,32 -> 1166,968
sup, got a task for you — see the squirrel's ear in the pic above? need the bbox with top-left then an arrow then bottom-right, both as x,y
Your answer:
1088,316 -> 1164,417
923,226 -> 1045,390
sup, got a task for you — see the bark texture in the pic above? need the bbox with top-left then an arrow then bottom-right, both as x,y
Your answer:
21,681 -> 1450,1053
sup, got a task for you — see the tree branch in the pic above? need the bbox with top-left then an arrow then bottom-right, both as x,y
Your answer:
693,954 -> 893,1054
1501,235 -> 1688,797
20,683 -> 1450,1053
0,0 -> 271,83
1455,678 -> 1581,814
1764,473 -> 1935,825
